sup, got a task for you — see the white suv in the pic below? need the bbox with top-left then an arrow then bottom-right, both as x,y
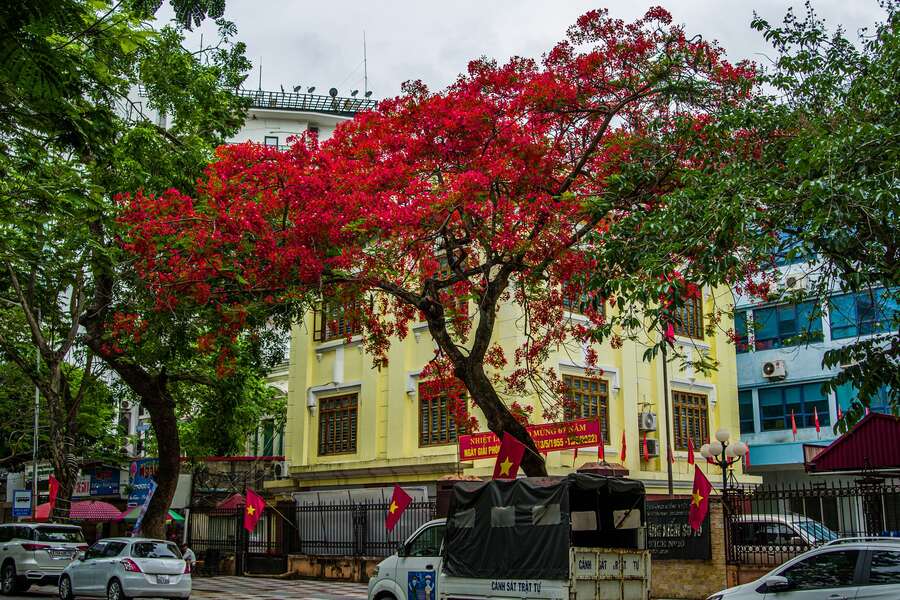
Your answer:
0,522 -> 86,594
708,538 -> 900,600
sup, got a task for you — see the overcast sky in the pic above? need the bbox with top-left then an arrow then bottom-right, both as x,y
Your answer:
158,1 -> 887,100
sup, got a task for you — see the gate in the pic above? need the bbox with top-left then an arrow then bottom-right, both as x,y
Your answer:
723,478 -> 900,567
187,501 -> 297,576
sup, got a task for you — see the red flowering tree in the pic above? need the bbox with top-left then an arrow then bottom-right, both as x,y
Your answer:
121,8 -> 754,475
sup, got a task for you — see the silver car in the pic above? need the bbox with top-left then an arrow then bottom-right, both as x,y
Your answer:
708,538 -> 900,600
58,538 -> 191,600
0,523 -> 86,594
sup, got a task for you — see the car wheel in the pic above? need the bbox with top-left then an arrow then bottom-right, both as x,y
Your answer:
107,578 -> 131,600
59,575 -> 75,600
1,562 -> 18,595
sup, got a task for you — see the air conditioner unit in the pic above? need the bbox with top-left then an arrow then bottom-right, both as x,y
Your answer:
762,360 -> 787,379
638,412 -> 658,432
274,461 -> 290,480
644,438 -> 660,458
120,400 -> 132,411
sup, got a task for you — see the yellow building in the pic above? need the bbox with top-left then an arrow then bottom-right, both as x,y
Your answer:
266,287 -> 750,498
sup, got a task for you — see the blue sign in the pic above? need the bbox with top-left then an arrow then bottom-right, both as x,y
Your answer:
407,570 -> 436,600
12,490 -> 31,517
128,459 -> 159,506
90,468 -> 121,496
132,480 -> 157,535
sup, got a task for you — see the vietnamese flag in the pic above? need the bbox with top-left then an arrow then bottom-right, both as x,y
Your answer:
745,443 -> 751,468
688,465 -> 712,532
687,437 -> 695,465
492,432 -> 526,480
791,410 -> 798,440
243,488 -> 265,532
620,430 -> 627,462
597,425 -> 605,461
385,484 -> 412,532
813,406 -> 821,434
48,475 -> 59,515
642,432 -> 649,461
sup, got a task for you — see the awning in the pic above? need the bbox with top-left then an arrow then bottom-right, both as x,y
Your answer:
215,493 -> 245,510
118,507 -> 184,522
806,413 -> 900,474
34,500 -> 123,522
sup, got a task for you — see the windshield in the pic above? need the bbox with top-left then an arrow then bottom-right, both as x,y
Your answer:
796,520 -> 839,542
132,541 -> 182,559
34,527 -> 85,543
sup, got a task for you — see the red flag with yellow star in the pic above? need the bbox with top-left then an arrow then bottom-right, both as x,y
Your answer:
492,432 -> 526,480
243,488 -> 265,532
688,465 -> 712,532
385,484 -> 412,532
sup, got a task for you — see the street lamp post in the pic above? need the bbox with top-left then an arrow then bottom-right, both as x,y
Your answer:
699,428 -> 748,491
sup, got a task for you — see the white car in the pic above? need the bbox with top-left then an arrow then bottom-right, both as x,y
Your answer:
58,537 -> 191,600
0,522 -> 86,594
708,538 -> 900,600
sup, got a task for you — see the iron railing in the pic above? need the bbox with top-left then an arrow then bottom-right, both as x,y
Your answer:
296,499 -> 436,557
723,478 -> 900,566
236,89 -> 377,115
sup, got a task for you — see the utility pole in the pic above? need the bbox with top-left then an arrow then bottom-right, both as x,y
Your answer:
363,31 -> 368,96
32,307 -> 41,511
661,339 -> 674,496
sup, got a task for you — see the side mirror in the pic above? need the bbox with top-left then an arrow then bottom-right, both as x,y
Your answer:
396,542 -> 406,557
77,552 -> 86,562
764,576 -> 791,592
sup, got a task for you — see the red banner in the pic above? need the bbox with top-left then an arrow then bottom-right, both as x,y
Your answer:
458,418 -> 601,461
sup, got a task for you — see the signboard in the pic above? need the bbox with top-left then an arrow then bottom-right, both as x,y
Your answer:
91,468 -> 121,496
128,459 -> 159,506
646,499 -> 711,560
458,418 -> 600,461
72,474 -> 91,498
12,490 -> 32,518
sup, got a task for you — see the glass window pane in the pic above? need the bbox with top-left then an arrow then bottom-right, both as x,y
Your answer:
759,387 -> 786,431
780,550 -> 859,590
869,551 -> 900,585
754,307 -> 778,349
738,390 -> 755,433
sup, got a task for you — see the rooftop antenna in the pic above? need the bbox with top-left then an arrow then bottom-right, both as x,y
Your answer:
363,30 -> 368,95
258,57 -> 262,91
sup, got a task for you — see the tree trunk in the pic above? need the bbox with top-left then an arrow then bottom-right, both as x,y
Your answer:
139,391 -> 180,539
455,358 -> 548,477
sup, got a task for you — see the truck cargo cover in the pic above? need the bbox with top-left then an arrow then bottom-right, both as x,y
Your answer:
443,474 -> 644,580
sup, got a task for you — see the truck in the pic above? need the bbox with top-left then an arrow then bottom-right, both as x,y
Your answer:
368,473 -> 650,600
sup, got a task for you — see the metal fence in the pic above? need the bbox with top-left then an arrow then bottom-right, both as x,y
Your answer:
724,478 -> 900,566
296,499 -> 436,557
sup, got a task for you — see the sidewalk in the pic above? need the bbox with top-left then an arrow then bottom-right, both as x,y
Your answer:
192,576 -> 368,599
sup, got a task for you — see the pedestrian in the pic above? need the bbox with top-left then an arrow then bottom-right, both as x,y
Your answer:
180,543 -> 196,570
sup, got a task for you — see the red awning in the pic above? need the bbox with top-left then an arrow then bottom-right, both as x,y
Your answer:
215,493 -> 245,510
806,413 -> 900,474
33,500 -> 123,522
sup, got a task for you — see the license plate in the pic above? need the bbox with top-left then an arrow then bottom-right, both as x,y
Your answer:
157,575 -> 170,584
49,550 -> 73,559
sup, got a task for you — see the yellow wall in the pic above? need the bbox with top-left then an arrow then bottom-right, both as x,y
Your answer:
272,287 -> 749,496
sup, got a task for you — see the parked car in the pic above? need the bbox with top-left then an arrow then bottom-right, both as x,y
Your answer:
0,522 -> 86,594
58,537 -> 191,600
729,513 -> 839,567
707,537 -> 900,600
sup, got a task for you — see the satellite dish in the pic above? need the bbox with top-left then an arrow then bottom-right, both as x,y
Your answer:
351,90 -> 359,97
293,85 -> 302,93
329,87 -> 338,97
364,91 -> 373,98
307,86 -> 316,93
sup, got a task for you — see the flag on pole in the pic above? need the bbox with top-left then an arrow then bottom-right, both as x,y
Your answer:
48,475 -> 59,516
492,432 -> 526,480
688,465 -> 712,532
620,430 -> 627,462
687,437 -> 695,465
598,424 -> 605,461
243,488 -> 265,532
745,443 -> 751,468
385,484 -> 412,532
642,432 -> 649,462
791,410 -> 798,440
814,406 -> 821,434
837,404 -> 843,421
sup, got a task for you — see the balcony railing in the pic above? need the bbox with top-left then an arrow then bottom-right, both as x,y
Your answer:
237,89 -> 377,116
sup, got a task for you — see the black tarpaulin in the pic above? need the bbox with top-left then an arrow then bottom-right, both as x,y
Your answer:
442,474 -> 645,580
